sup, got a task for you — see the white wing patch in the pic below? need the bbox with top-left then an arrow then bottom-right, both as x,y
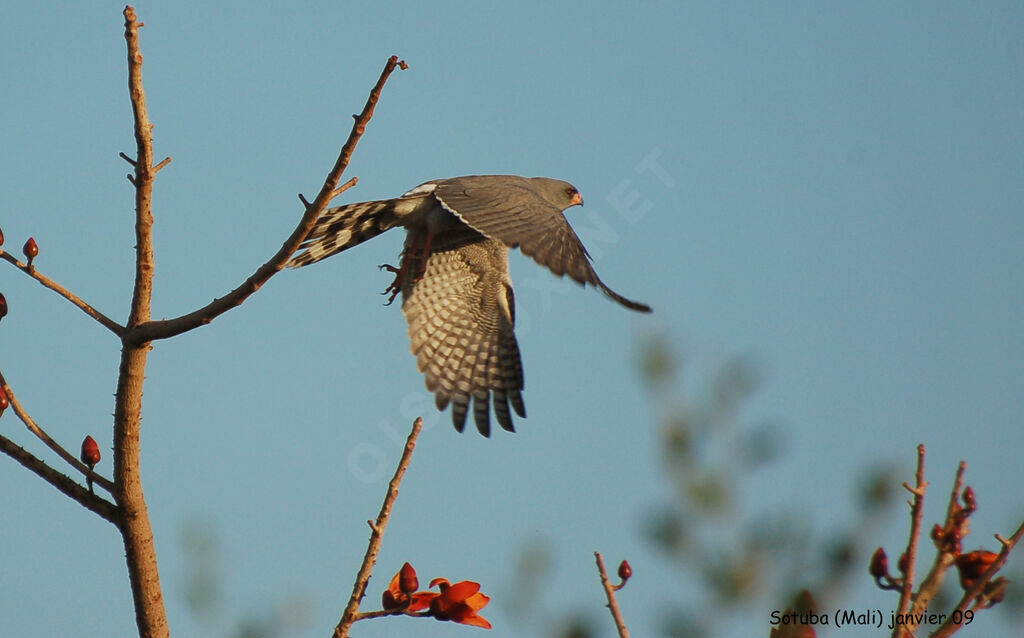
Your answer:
402,183 -> 438,197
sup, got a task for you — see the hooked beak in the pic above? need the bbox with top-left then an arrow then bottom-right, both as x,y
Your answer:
571,191 -> 584,206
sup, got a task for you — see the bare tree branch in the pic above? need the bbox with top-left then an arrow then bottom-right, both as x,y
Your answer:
595,552 -> 631,638
0,369 -> 115,494
335,417 -> 423,638
907,461 -> 968,630
114,8 -> 170,638
0,251 -> 125,336
895,444 -> 927,622
130,54 -> 407,344
0,433 -> 119,524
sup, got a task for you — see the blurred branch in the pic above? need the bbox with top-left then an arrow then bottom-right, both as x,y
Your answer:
335,417 -> 423,638
908,461 -> 969,627
594,552 -> 631,638
896,444 -> 927,620
934,520 -> 1024,638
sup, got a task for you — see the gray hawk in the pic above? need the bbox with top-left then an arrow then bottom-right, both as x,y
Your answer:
288,175 -> 651,436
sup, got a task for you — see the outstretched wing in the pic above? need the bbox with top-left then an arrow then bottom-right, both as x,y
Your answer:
401,230 -> 525,436
431,176 -> 652,312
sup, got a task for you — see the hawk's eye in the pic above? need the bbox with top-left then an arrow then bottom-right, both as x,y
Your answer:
566,188 -> 577,198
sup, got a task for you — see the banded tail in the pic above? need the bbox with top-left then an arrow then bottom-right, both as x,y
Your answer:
289,199 -> 407,268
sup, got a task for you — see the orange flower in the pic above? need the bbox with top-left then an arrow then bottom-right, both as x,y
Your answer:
427,578 -> 492,629
955,550 -> 999,589
382,563 -> 435,612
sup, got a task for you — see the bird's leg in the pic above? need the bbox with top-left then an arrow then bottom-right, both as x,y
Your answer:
379,231 -> 435,305
415,231 -> 434,281
378,261 -> 405,306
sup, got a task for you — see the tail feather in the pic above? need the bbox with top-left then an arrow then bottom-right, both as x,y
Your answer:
289,200 -> 402,268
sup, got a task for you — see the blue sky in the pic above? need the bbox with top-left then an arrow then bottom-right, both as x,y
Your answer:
2,2 -> 1023,637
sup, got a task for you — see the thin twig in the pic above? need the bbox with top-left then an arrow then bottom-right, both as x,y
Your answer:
353,609 -> 427,621
334,417 -> 423,638
0,433 -> 119,524
0,251 -> 126,336
595,552 -> 631,638
124,7 -> 156,330
932,519 -> 1024,638
894,444 -> 927,628
908,461 -> 969,627
153,157 -> 172,173
0,370 -> 115,493
129,54 -> 407,344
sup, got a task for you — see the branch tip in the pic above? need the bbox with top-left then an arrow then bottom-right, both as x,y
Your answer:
328,176 -> 360,201
335,418 -> 423,635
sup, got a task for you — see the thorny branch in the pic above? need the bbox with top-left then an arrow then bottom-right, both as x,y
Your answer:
0,433 -> 118,524
0,370 -> 115,494
128,54 -> 407,344
0,252 -> 125,336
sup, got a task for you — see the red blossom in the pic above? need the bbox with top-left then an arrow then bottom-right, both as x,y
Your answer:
897,551 -> 909,574
382,564 -> 434,612
0,386 -> 9,413
428,577 -> 492,629
380,564 -> 492,628
955,550 -> 999,589
962,485 -> 976,513
869,547 -> 888,580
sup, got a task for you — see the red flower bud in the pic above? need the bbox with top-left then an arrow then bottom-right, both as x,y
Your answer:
381,589 -> 401,610
898,552 -> 909,574
962,485 -> 976,513
399,562 -> 419,595
930,524 -> 943,542
0,386 -> 9,412
0,225 -> 4,246
0,292 -> 7,321
617,559 -> 632,582
81,435 -> 101,468
869,547 -> 889,580
23,237 -> 38,261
